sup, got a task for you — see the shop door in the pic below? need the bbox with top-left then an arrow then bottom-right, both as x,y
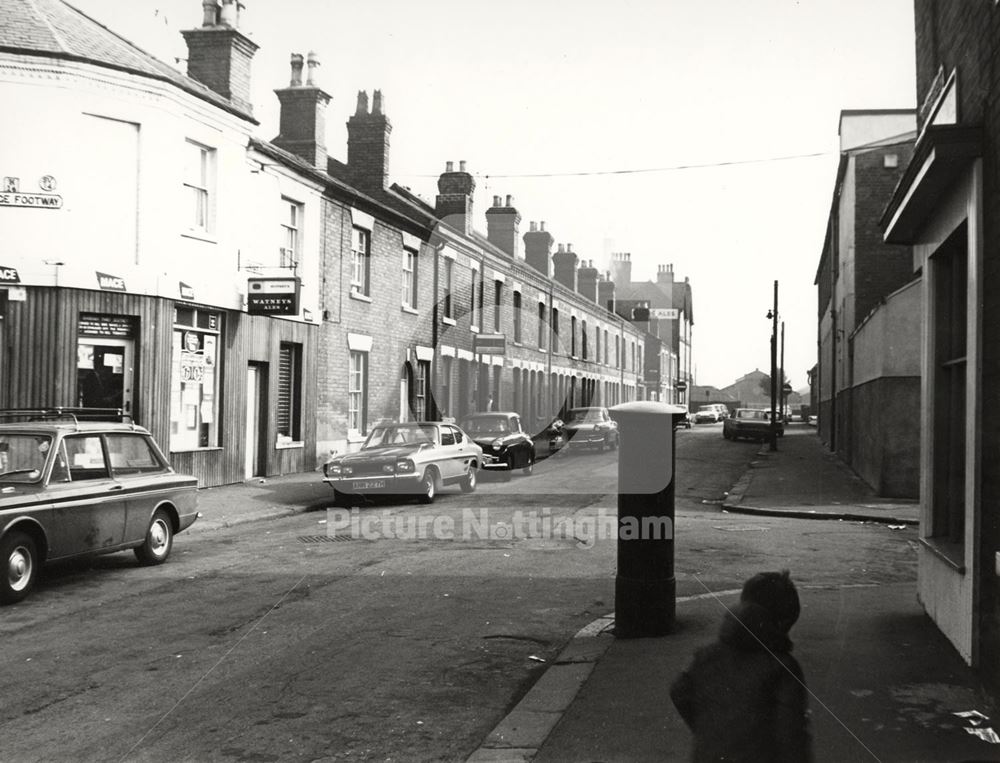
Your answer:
246,364 -> 267,478
77,339 -> 134,415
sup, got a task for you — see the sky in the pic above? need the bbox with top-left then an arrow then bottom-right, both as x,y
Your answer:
70,0 -> 918,392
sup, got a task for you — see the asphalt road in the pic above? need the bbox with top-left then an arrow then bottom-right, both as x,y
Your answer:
0,424 -> 918,762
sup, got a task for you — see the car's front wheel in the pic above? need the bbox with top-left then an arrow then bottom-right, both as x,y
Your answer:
418,470 -> 437,504
1,530 -> 38,605
135,508 -> 174,565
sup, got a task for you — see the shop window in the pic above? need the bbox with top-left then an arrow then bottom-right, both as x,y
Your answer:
931,223 -> 968,547
348,350 -> 368,435
170,308 -> 221,450
277,342 -> 302,442
351,227 -> 371,296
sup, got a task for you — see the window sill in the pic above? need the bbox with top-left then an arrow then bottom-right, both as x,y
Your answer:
276,439 -> 304,450
442,317 -> 457,327
401,305 -> 419,316
919,536 -> 966,573
181,230 -> 217,245
350,291 -> 372,303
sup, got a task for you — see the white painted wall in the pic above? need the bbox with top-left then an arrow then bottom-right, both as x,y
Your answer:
0,54 -> 320,320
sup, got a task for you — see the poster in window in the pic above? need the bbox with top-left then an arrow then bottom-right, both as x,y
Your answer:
78,344 -> 94,370
204,335 -> 216,365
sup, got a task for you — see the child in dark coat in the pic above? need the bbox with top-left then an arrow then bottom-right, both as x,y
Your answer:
670,571 -> 813,762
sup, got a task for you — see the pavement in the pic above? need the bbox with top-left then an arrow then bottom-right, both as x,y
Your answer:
188,427 -> 1000,762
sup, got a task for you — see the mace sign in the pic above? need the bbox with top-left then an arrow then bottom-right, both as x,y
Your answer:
247,278 -> 300,316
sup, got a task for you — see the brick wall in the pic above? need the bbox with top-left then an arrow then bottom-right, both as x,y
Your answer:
853,144 -> 916,322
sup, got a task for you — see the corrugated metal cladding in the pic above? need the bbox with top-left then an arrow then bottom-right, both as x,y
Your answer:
0,287 -> 317,488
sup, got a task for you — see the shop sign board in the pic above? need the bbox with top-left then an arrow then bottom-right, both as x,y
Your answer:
96,271 -> 126,291
78,313 -> 136,338
247,278 -> 300,316
473,333 -> 506,355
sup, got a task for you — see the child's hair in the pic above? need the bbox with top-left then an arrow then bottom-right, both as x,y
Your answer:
741,570 -> 800,632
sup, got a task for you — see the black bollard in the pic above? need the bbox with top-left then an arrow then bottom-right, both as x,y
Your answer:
608,401 -> 685,638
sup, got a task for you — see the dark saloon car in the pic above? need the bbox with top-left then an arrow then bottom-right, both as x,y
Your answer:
459,412 -> 537,477
562,406 -> 619,451
0,409 -> 199,604
323,421 -> 482,505
722,408 -> 785,442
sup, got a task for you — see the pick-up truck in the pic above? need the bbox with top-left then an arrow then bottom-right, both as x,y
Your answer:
722,408 -> 784,442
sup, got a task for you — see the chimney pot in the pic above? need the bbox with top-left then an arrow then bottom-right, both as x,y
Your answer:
305,51 -> 320,87
530,221 -> 538,232
558,244 -> 565,253
289,52 -> 304,86
505,194 -> 513,206
445,161 -> 454,172
202,0 -> 218,26
372,89 -> 384,115
459,160 -> 467,172
219,0 -> 238,27
567,243 -> 573,253
493,195 -> 502,206
540,221 -> 546,231
355,90 -> 369,115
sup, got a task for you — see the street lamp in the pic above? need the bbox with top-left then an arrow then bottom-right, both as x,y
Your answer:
767,281 -> 778,452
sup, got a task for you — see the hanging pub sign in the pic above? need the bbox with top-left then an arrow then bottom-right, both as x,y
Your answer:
247,277 -> 300,316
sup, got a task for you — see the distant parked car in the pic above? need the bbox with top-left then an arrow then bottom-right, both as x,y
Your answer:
563,407 -> 619,451
723,408 -> 785,442
0,408 -> 199,604
459,412 -> 536,477
323,421 -> 482,505
693,405 -> 721,424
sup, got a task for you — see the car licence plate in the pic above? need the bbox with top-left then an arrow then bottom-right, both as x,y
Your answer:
354,479 -> 386,490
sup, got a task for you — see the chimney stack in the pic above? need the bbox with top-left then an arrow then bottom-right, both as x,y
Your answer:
182,0 -> 258,115
435,160 -> 476,235
273,51 -> 331,168
656,262 -> 675,287
347,89 -> 393,191
486,194 -> 522,258
598,270 -> 616,314
523,221 -> 553,277
577,259 -> 599,302
552,243 -> 579,291
609,251 -> 632,287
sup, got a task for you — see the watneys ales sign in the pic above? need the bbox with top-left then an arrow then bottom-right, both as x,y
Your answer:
247,278 -> 300,316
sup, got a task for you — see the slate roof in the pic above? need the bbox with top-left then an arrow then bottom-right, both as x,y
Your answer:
0,0 -> 256,122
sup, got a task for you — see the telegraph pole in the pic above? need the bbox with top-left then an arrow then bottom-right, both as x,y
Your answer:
769,281 -> 778,452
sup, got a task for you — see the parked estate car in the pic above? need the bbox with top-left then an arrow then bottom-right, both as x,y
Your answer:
323,421 -> 482,505
459,412 -> 536,477
0,408 -> 199,604
562,407 -> 619,451
723,408 -> 785,442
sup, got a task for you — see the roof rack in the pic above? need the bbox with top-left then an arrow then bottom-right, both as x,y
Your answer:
0,408 -> 134,425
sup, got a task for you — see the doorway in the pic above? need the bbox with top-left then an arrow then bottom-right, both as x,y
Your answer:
77,339 -> 134,415
246,363 -> 267,479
